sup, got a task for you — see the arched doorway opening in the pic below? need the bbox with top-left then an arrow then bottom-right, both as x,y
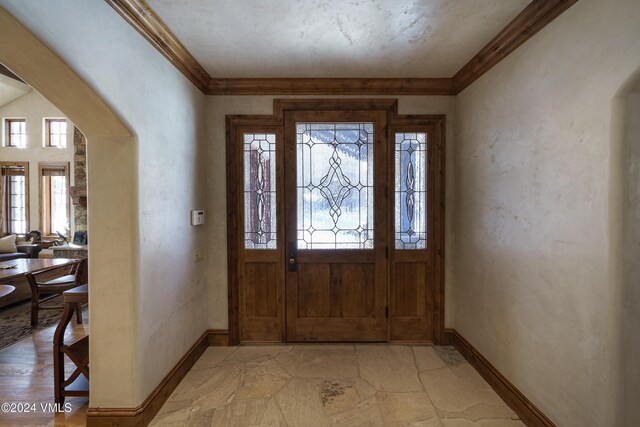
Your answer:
0,6 -> 139,422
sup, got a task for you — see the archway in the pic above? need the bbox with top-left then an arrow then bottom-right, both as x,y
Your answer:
0,6 -> 140,409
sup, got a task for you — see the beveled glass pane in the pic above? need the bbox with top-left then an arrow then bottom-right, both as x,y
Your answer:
244,133 -> 277,249
296,123 -> 374,249
395,132 -> 427,249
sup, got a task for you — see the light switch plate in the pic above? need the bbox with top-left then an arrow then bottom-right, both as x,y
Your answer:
191,210 -> 205,225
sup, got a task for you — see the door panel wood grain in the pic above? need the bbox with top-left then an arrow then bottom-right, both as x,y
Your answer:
284,110 -> 387,342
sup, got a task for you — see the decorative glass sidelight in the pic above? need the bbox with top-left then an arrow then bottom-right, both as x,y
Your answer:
296,123 -> 374,249
395,132 -> 427,249
244,133 -> 277,249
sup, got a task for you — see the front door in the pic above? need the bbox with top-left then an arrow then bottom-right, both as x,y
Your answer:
229,99 -> 445,345
283,110 -> 388,341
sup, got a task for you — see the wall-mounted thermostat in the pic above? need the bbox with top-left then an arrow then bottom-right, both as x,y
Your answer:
191,210 -> 205,226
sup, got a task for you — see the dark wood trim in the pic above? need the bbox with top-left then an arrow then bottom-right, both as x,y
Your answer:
433,117 -> 446,344
226,117 -> 240,346
86,329 -> 229,427
208,78 -> 455,95
272,98 -> 399,120
104,0 -> 210,93
444,329 -> 556,427
453,0 -> 579,92
207,329 -> 230,346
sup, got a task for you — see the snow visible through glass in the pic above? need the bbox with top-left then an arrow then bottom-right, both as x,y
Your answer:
296,123 -> 374,250
395,132 -> 427,249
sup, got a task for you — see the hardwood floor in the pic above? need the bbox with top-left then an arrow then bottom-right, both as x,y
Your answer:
0,310 -> 88,426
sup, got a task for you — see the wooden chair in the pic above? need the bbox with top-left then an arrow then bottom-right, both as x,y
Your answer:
25,260 -> 86,326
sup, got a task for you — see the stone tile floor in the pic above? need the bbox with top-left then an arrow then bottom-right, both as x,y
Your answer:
151,344 -> 523,426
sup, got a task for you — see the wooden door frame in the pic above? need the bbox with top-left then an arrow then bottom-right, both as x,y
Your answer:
283,109 -> 389,342
226,99 -> 446,345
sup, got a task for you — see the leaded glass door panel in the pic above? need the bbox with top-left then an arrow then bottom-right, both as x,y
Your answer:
237,126 -> 284,343
284,110 -> 388,342
388,125 -> 436,342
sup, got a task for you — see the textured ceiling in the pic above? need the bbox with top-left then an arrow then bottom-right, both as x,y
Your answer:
147,0 -> 529,78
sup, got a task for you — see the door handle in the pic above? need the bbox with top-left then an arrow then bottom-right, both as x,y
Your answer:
288,242 -> 297,272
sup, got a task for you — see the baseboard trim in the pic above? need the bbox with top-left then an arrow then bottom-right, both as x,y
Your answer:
207,328 -> 229,346
444,328 -> 555,427
86,329 -> 229,427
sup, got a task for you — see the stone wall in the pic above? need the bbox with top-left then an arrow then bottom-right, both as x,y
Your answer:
73,126 -> 87,231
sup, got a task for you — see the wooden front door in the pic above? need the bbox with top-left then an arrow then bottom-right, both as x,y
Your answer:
228,99 -> 445,345
283,110 -> 388,341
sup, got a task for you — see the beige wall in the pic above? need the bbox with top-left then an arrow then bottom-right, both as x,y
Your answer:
455,0 -> 640,425
621,91 -> 640,425
206,95 -> 457,329
0,90 -> 76,233
0,74 -> 30,109
0,1 -> 209,408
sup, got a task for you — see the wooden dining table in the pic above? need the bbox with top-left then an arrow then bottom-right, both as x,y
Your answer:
0,284 -> 15,298
0,258 -> 85,307
0,258 -> 83,283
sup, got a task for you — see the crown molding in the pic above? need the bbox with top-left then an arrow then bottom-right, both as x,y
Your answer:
106,0 -> 580,95
208,78 -> 456,95
454,0 -> 580,92
105,0 -> 210,92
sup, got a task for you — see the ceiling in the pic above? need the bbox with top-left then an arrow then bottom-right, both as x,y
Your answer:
0,74 -> 31,108
147,0 -> 529,78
